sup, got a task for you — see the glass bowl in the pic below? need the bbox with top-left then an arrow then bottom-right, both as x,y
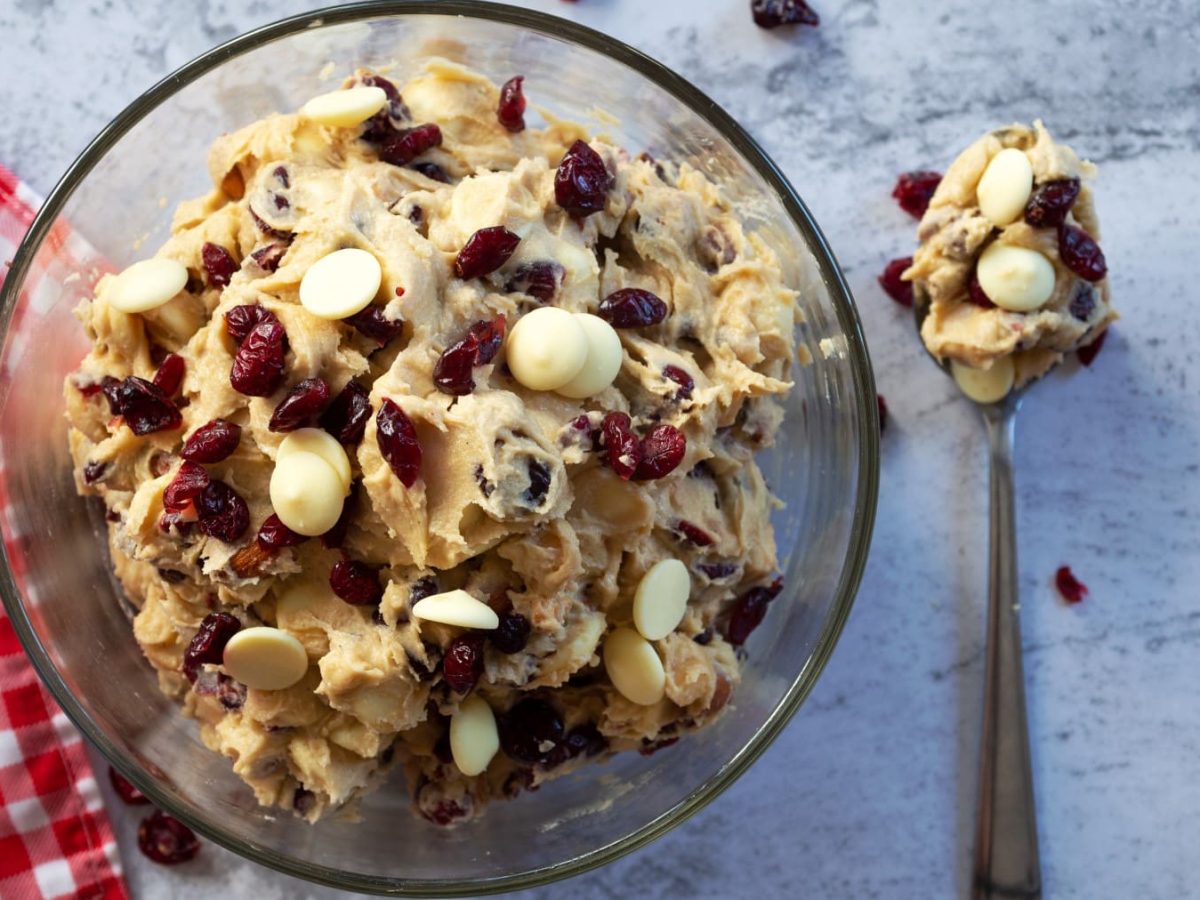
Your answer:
0,2 -> 877,894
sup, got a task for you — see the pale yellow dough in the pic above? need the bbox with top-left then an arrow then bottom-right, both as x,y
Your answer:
65,61 -> 799,824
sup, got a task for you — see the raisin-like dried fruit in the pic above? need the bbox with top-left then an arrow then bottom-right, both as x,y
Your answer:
250,242 -> 288,273
524,459 -> 552,507
877,394 -> 888,434
256,513 -> 306,550
137,810 -> 200,865
108,766 -> 150,805
1077,329 -> 1107,367
967,272 -> 996,308
634,424 -> 686,480
751,0 -> 820,28
376,398 -> 422,487
379,123 -> 442,166
433,316 -> 508,395
409,161 -> 450,183
320,380 -> 372,444
344,306 -> 404,345
662,365 -> 695,400
497,75 -> 526,132
330,558 -> 383,605
554,140 -> 611,218
455,226 -> 521,280
268,377 -> 330,432
442,633 -> 486,694
674,520 -> 714,546
201,242 -> 237,288
724,578 -> 784,646
163,461 -> 209,513
598,288 -> 668,328
1058,224 -> 1107,282
230,315 -> 287,397
600,411 -> 641,480
1055,565 -> 1088,604
491,612 -> 531,654
152,353 -> 186,396
892,170 -> 942,218
505,261 -> 563,302
182,611 -> 241,682
195,480 -> 250,542
224,304 -> 271,342
878,257 -> 914,307
107,376 -> 182,435
498,697 -> 563,763
181,419 -> 241,463
1024,178 -> 1080,228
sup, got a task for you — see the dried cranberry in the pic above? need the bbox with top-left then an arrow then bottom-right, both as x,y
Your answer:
662,365 -> 695,400
1077,329 -> 1108,367
152,353 -> 186,396
725,578 -> 784,646
1058,224 -> 1107,282
674,520 -> 715,546
442,633 -> 486,694
878,257 -> 914,307
877,394 -> 888,434
107,377 -> 182,435
249,207 -> 288,239
230,315 -> 287,397
598,288 -> 668,328
455,227 -> 521,280
634,424 -> 686,480
410,576 -> 439,604
293,788 -> 316,816
434,315 -> 514,395
137,810 -> 199,865
250,242 -> 288,272
698,562 -> 738,580
498,697 -> 564,763
108,766 -> 150,805
967,272 -> 996,308
1068,283 -> 1096,321
470,316 -> 507,365
554,140 -> 611,218
892,170 -> 942,218
751,0 -> 820,28
1055,565 -> 1088,604
564,723 -> 607,758
505,261 -> 563,302
163,461 -> 209,513
329,558 -> 383,606
376,399 -> 422,487
224,304 -> 272,342
497,75 -> 526,132
359,74 -> 412,143
256,514 -> 306,550
182,611 -> 241,682
639,736 -> 680,756
345,306 -> 404,345
181,419 -> 241,463
491,612 -> 531,654
268,377 -> 330,432
379,123 -> 442,166
216,674 -> 246,710
524,459 -> 552,507
201,242 -> 237,288
83,461 -> 109,484
1024,178 -> 1080,228
195,480 -> 249,542
693,628 -> 714,645
600,411 -> 642,480
320,380 -> 372,444
409,161 -> 450,183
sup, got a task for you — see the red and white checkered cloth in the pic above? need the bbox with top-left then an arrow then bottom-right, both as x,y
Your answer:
0,163 -> 129,899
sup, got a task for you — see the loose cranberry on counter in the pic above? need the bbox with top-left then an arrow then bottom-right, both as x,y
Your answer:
379,123 -> 442,166
180,419 -> 241,463
878,257 -> 914,307
554,140 -> 612,218
1024,178 -> 1081,228
892,170 -> 942,218
1077,329 -> 1108,367
201,242 -> 237,288
598,288 -> 668,328
633,424 -> 687,480
256,513 -> 306,550
662,365 -> 695,400
344,306 -> 404,345
724,577 -> 784,646
751,0 -> 820,28
330,558 -> 384,606
137,810 -> 200,865
320,380 -> 372,445
108,766 -> 150,805
491,612 -> 531,654
505,261 -> 563,302
497,76 -> 526,132
455,227 -> 521,280
376,398 -> 422,487
600,412 -> 642,480
152,353 -> 186,396
104,376 -> 182,435
1057,224 -> 1108,282
195,480 -> 250,542
877,394 -> 889,434
182,612 -> 241,682
1055,565 -> 1088,604
268,377 -> 331,432
442,633 -> 486,694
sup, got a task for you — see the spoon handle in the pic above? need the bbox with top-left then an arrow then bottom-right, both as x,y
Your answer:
973,402 -> 1041,899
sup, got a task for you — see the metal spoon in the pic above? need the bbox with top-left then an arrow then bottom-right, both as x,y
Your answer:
914,286 -> 1041,900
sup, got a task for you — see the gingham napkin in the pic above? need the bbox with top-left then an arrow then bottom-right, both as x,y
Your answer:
0,163 -> 129,899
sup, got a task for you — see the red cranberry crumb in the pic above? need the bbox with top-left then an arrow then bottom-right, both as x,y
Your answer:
751,0 -> 820,28
137,810 -> 200,865
967,272 -> 997,308
491,612 -> 531,654
152,353 -> 186,396
892,170 -> 942,218
724,577 -> 784,646
554,140 -> 612,218
109,766 -> 150,805
1055,565 -> 1088,604
878,257 -> 914,307
330,558 -> 384,606
107,376 -> 183,435
256,513 -> 306,550
182,611 -> 241,682
379,123 -> 442,166
498,697 -> 564,763
1057,224 -> 1108,282
1077,329 -> 1108,367
443,633 -> 486,694
223,304 -> 272,342
1024,178 -> 1081,228
320,380 -> 372,444
181,419 -> 241,463
376,399 -> 422,487
163,461 -> 210,513
83,461 -> 109,484
201,242 -> 237,288
455,227 -> 521,280
634,424 -> 686,480
600,411 -> 642,480
345,306 -> 404,345
497,75 -> 526,132
674,520 -> 715,546
598,288 -> 669,328
195,480 -> 250,542
409,161 -> 450,183
250,242 -> 288,273
877,394 -> 888,434
505,261 -> 564,302
662,365 -> 695,400
268,377 -> 331,432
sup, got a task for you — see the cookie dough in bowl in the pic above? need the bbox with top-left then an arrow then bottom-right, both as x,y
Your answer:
64,61 -> 803,825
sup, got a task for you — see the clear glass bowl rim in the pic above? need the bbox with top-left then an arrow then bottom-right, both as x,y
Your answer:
0,1 -> 879,893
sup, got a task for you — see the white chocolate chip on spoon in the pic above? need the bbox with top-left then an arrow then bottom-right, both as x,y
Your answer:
222,627 -> 309,690
269,452 -> 347,536
976,148 -> 1034,227
632,558 -> 690,641
506,307 -> 589,392
411,589 -> 500,630
976,242 -> 1056,312
299,248 -> 382,320
300,86 -> 388,128
951,357 -> 1016,404
108,259 -> 188,314
449,695 -> 500,777
278,428 -> 352,492
555,313 -> 624,399
603,626 -> 666,706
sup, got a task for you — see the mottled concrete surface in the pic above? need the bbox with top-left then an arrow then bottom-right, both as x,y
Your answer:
2,0 -> 1197,897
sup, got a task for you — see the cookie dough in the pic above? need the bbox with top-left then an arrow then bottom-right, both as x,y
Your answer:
64,61 -> 799,825
906,121 -> 1116,393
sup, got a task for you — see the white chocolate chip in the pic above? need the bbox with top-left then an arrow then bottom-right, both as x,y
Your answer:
976,148 -> 1034,227
506,307 -> 589,392
603,626 -> 666,706
555,313 -> 624,399
300,86 -> 388,128
951,357 -> 1015,404
222,626 -> 308,690
269,452 -> 347,536
411,589 -> 500,630
449,695 -> 500,777
278,428 -> 352,492
299,248 -> 382,320
976,242 -> 1056,312
632,558 -> 691,641
107,259 -> 188,314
